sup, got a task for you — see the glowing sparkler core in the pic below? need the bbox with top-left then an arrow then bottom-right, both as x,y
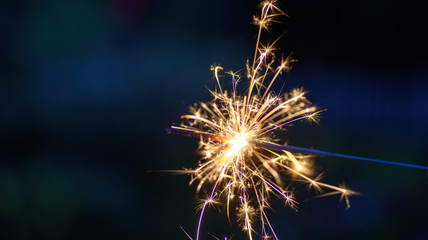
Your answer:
225,134 -> 249,158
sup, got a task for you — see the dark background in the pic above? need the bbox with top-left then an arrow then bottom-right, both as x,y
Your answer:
1,0 -> 427,239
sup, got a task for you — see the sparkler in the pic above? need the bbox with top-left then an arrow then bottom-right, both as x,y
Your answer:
165,1 -> 428,239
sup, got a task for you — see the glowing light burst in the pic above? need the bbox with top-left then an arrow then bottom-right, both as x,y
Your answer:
165,1 -> 427,239
168,2 -> 350,239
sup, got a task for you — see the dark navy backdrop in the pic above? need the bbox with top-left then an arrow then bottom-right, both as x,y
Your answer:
0,0 -> 427,239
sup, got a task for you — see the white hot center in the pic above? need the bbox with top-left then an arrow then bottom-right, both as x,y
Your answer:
225,135 -> 249,158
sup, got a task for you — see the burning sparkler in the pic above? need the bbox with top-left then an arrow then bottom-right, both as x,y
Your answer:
165,1 -> 428,239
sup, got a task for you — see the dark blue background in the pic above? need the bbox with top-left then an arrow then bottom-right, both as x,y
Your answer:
1,0 -> 427,239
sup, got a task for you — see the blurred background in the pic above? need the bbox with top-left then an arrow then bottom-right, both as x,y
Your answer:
0,0 -> 427,239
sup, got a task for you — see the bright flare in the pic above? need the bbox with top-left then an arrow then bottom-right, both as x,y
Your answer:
168,1 -> 356,239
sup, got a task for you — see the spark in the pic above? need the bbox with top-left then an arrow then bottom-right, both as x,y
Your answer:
166,1 -> 428,239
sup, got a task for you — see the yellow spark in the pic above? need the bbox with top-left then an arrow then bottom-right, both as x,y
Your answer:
211,65 -> 224,93
284,151 -> 303,171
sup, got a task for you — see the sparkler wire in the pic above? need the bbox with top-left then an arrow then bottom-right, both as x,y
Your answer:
165,127 -> 428,170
